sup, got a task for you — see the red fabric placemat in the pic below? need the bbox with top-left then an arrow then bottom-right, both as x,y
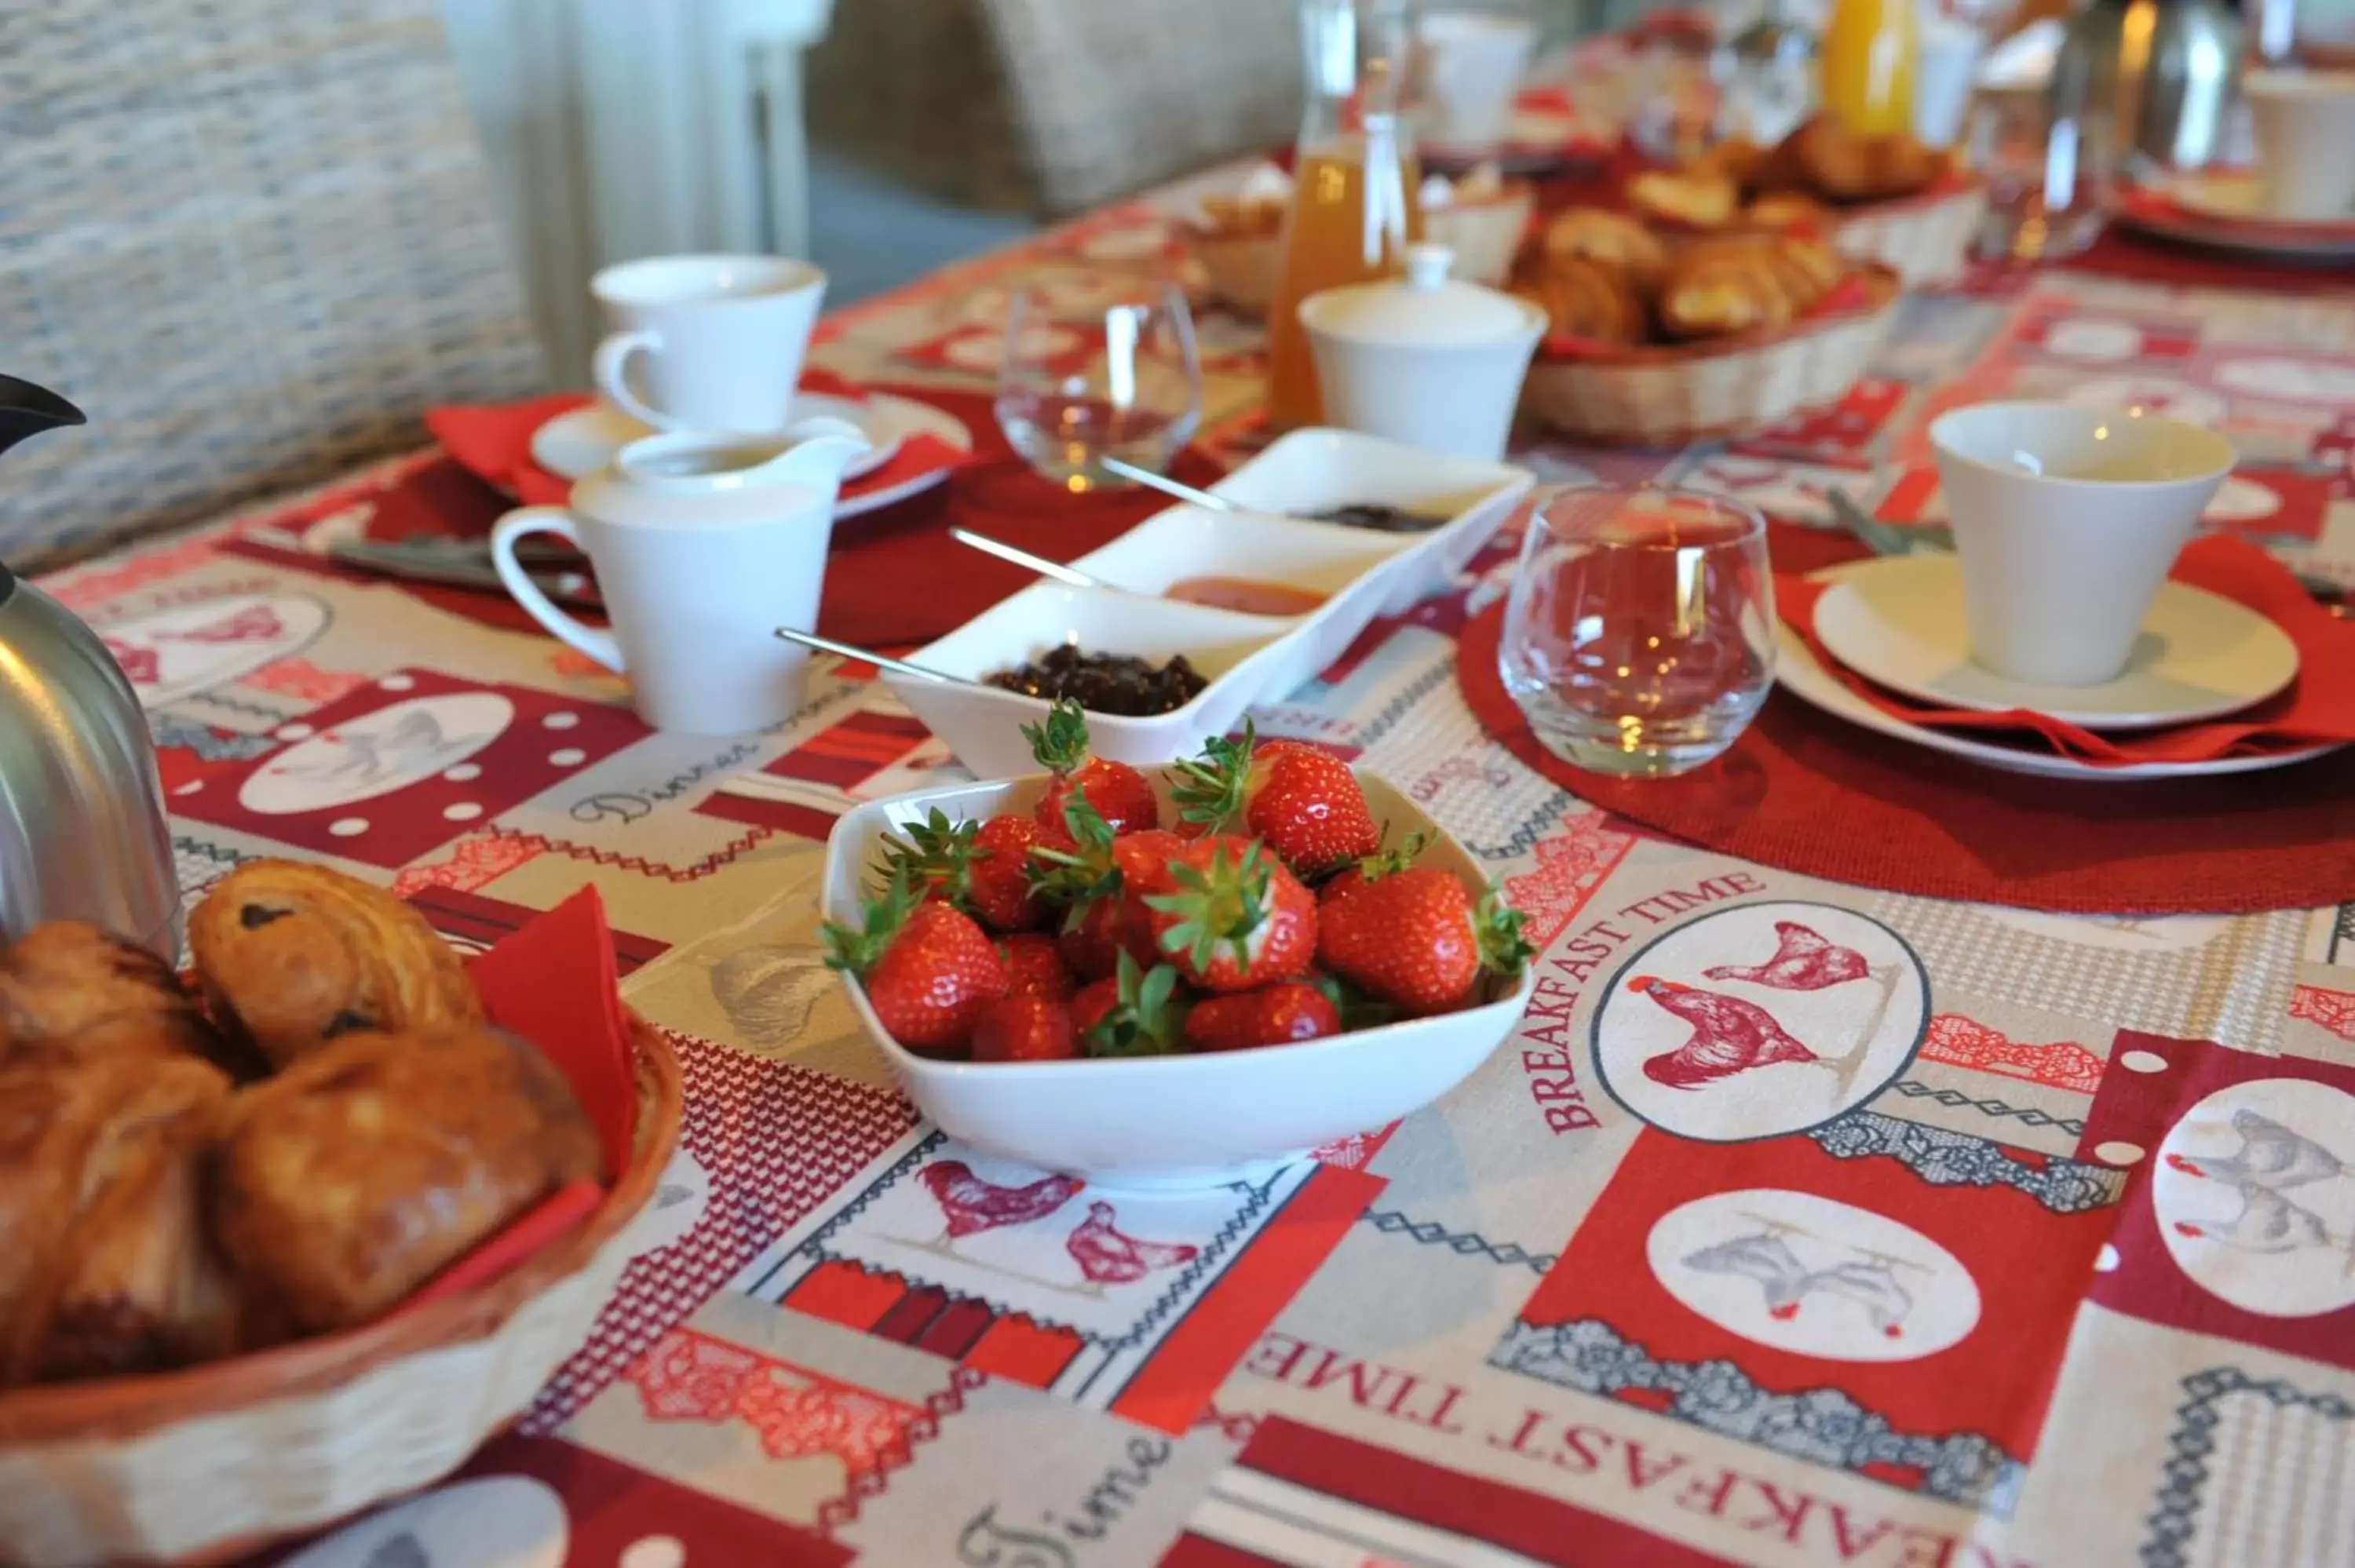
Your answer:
1455,596 -> 2355,915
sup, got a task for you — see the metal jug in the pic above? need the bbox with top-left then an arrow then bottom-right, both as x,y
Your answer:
0,376 -> 183,957
2050,0 -> 2244,171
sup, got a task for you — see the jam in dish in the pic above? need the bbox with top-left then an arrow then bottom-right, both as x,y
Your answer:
1165,576 -> 1328,615
987,645 -> 1209,715
1304,502 -> 1445,533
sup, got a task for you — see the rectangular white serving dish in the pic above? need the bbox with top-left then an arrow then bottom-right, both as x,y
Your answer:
821,768 -> 1535,1191
883,428 -> 1532,775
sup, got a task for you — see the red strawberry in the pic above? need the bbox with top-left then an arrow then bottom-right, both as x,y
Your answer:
1316,866 -> 1532,1015
1184,982 -> 1341,1052
1057,895 -> 1159,982
1143,837 -> 1317,994
971,996 -> 1079,1062
874,809 -> 1048,933
1072,953 -> 1188,1056
1319,832 -> 1429,906
1034,801 -> 1170,982
968,814 -> 1050,932
1170,721 -> 1378,878
999,933 -> 1077,1001
823,879 -> 1010,1056
1025,701 -> 1159,837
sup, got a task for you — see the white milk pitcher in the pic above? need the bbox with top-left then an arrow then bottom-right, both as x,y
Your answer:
491,418 -> 870,734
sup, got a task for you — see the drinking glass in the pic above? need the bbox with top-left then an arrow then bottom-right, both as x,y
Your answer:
993,280 -> 1203,493
1498,485 -> 1775,778
1968,85 -> 2105,262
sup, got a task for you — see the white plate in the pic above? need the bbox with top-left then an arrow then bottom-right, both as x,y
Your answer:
821,769 -> 1535,1188
1779,564 -> 2341,780
2124,173 -> 2355,263
1813,553 -> 2300,730
883,428 -> 1533,774
529,392 -> 970,520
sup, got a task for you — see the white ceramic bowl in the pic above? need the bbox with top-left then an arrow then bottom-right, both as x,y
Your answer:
1206,427 -> 1534,614
820,768 -> 1535,1191
883,429 -> 1533,773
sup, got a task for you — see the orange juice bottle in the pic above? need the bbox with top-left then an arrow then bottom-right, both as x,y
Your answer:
1265,0 -> 1424,432
1819,0 -> 1919,135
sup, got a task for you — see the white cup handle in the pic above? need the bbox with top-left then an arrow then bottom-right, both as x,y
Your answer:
591,330 -> 682,431
491,508 -> 623,671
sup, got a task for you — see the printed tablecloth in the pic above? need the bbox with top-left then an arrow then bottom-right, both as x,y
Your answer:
50,175 -> 2355,1568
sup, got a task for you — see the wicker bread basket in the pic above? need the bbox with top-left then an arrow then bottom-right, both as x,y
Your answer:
1827,177 -> 1988,286
1190,228 -> 1281,317
1520,262 -> 1904,447
0,1015 -> 685,1568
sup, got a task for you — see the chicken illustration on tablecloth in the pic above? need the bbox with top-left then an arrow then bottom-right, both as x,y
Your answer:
1066,1200 -> 1200,1289
1684,1220 -> 1923,1338
104,604 -> 291,688
918,1160 -> 1085,1240
1630,975 -> 1820,1089
2168,1110 -> 2353,1257
1704,920 -> 1871,990
1636,918 -> 1904,1093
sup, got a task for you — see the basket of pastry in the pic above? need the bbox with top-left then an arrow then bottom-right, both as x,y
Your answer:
0,866 -> 682,1568
1513,206 -> 1902,446
1630,115 -> 1988,286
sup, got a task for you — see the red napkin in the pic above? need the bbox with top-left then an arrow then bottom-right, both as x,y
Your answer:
424,374 -> 973,512
1777,537 -> 2355,765
468,883 -> 637,1175
383,886 -> 641,1318
425,393 -> 589,507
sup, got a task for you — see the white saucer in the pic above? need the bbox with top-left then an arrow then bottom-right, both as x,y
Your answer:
1812,553 -> 2300,731
2127,173 -> 2355,262
1778,563 -> 2339,782
529,392 -> 970,520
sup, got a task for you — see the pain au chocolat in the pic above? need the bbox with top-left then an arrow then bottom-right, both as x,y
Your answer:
188,859 -> 484,1069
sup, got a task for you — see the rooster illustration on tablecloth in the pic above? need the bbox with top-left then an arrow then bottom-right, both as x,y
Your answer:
917,1160 -> 1083,1240
1683,1220 -> 1923,1338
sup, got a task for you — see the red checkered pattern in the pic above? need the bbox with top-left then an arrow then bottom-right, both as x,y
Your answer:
525,1031 -> 919,1429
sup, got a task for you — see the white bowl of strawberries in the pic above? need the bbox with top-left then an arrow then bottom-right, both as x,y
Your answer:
820,706 -> 1536,1191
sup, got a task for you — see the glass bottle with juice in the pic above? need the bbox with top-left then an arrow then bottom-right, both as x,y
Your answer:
1265,0 -> 1423,432
1818,0 -> 1919,134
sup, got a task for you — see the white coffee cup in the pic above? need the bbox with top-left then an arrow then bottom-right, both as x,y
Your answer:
1419,11 -> 1539,150
491,420 -> 871,734
2245,70 -> 2355,220
592,253 -> 827,435
1930,401 -> 2237,687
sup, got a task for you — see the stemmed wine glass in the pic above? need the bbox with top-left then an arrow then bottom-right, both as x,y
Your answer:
993,279 -> 1203,493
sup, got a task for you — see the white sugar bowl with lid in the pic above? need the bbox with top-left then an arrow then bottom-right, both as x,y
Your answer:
1299,242 -> 1546,461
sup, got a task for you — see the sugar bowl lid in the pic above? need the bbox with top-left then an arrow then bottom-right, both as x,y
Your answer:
1298,244 -> 1543,348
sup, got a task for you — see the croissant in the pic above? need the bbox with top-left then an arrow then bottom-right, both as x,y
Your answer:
188,860 -> 484,1069
0,1055 -> 241,1385
1514,257 -> 1650,345
209,1027 -> 601,1333
1629,169 -> 1740,229
1656,235 -> 1804,339
1744,191 -> 1830,232
1692,136 -> 1765,192
1538,207 -> 1669,284
0,922 -> 232,1074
